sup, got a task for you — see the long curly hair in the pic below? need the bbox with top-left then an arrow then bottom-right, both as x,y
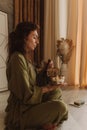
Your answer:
7,21 -> 39,63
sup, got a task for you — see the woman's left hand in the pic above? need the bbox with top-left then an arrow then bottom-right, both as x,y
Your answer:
41,83 -> 67,94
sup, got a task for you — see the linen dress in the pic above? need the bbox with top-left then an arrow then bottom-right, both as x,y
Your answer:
5,52 -> 68,130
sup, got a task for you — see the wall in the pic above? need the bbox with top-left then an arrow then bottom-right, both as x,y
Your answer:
0,1 -> 13,91
0,0 -> 13,32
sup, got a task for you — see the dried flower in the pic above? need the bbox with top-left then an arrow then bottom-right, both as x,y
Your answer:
56,38 -> 74,64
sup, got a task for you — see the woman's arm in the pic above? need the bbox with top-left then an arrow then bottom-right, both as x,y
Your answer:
7,53 -> 43,104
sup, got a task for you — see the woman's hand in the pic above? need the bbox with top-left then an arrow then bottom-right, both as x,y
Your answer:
41,83 -> 65,94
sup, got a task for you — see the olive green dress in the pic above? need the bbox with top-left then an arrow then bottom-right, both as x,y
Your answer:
5,52 -> 68,130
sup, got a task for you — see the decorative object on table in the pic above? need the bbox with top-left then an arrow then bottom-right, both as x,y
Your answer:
56,38 -> 74,64
56,38 -> 74,81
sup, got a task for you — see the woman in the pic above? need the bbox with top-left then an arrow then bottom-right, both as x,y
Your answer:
5,22 -> 68,130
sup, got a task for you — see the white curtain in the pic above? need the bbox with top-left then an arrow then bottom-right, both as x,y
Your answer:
67,0 -> 78,85
67,0 -> 87,87
44,0 -> 59,61
44,0 -> 87,87
59,0 -> 68,38
44,0 -> 68,69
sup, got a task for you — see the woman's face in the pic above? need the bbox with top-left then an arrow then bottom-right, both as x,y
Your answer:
24,30 -> 39,52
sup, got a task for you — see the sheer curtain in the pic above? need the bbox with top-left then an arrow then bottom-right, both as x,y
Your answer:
67,0 -> 79,85
44,0 -> 59,61
80,0 -> 87,88
67,0 -> 87,87
44,0 -> 87,87
44,0 -> 67,69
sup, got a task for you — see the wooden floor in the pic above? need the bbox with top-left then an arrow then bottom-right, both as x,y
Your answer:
0,88 -> 87,130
